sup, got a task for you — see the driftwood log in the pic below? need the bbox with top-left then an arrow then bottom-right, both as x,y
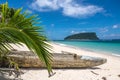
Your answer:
1,51 -> 107,68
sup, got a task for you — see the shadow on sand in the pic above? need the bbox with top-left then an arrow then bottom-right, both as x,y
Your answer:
0,68 -> 23,80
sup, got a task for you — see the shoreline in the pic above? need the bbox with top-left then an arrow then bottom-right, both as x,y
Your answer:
51,41 -> 120,58
1,42 -> 120,80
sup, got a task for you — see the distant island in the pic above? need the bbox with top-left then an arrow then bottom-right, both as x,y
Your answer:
64,32 -> 99,40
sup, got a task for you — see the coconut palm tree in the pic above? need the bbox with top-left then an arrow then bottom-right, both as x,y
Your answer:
0,2 -> 53,76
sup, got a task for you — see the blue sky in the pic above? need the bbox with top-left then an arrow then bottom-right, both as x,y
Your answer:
0,0 -> 120,40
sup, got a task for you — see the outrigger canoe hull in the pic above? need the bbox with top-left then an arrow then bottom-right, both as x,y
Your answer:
6,51 -> 107,68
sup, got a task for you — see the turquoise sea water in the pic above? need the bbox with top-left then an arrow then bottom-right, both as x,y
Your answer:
54,40 -> 120,56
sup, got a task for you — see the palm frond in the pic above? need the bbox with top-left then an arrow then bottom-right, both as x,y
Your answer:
0,2 -> 53,75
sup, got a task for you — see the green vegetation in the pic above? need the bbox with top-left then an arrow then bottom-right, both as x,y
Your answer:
64,32 -> 99,40
0,2 -> 52,76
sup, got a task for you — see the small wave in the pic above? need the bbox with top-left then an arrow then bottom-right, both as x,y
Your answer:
59,44 -> 67,46
53,42 -> 67,46
112,54 -> 120,57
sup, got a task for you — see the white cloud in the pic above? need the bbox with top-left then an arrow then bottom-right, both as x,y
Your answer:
104,34 -> 120,37
112,24 -> 120,29
26,10 -> 33,14
110,34 -> 116,37
71,30 -> 79,34
51,24 -> 55,27
71,30 -> 87,34
62,4 -> 103,18
99,27 -> 108,33
102,33 -> 120,39
30,0 -> 104,18
81,31 -> 86,33
109,34 -> 120,37
31,0 -> 59,11
71,30 -> 75,34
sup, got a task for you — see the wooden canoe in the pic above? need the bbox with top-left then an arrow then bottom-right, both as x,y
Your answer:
7,51 -> 107,68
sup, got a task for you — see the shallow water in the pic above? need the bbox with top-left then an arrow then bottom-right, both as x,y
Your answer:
54,40 -> 120,56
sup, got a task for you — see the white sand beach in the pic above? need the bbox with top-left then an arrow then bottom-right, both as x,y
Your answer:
1,42 -> 120,80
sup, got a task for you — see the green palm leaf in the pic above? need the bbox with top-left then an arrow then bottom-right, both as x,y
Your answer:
0,2 -> 53,75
